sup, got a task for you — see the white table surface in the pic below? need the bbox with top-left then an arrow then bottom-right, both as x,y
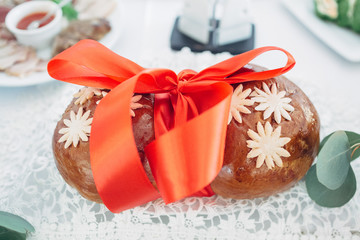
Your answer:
1,0 -> 360,239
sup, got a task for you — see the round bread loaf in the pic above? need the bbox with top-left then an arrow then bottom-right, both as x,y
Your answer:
52,64 -> 320,203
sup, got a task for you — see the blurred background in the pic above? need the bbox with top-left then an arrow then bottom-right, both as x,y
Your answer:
0,0 -> 360,239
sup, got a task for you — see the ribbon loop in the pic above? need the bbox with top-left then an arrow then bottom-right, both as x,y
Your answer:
190,46 -> 295,84
48,39 -> 145,89
48,39 -> 296,213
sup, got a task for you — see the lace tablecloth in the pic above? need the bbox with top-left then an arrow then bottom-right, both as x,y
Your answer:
1,48 -> 360,240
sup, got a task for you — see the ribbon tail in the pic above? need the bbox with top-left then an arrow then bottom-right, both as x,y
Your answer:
90,76 -> 160,213
145,82 -> 232,204
153,93 -> 174,137
191,46 -> 295,83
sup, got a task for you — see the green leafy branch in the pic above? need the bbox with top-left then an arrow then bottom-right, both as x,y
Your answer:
306,131 -> 360,208
0,211 -> 35,240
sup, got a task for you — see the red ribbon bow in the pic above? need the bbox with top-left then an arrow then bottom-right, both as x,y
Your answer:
48,39 -> 295,213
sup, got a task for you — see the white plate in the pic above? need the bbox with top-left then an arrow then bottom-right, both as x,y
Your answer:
282,0 -> 360,62
0,2 -> 121,87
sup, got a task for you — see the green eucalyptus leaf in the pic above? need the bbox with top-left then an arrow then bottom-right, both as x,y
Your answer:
0,211 -> 34,234
0,226 -> 26,240
345,131 -> 360,160
316,131 -> 351,190
306,165 -> 357,208
318,132 -> 335,153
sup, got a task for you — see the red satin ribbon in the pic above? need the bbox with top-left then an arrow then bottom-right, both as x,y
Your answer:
48,39 -> 295,213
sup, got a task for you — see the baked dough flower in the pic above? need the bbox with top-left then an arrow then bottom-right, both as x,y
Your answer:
74,87 -> 102,105
247,121 -> 291,169
252,82 -> 294,124
96,91 -> 108,104
96,92 -> 143,117
130,95 -> 143,117
228,84 -> 254,124
58,107 -> 92,149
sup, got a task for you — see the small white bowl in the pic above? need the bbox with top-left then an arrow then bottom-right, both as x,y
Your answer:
5,1 -> 62,50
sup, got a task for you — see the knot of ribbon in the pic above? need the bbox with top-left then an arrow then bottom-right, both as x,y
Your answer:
48,39 -> 295,213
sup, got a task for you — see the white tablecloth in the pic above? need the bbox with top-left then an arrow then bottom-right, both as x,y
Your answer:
1,0 -> 360,239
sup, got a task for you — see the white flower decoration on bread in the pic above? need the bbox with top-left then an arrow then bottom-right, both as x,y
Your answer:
247,121 -> 291,169
96,91 -> 108,104
130,95 -> 143,117
252,82 -> 294,124
74,87 -> 102,105
58,107 -> 92,149
228,84 -> 254,124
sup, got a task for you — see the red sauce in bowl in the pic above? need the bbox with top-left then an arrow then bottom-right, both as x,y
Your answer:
16,12 -> 55,30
